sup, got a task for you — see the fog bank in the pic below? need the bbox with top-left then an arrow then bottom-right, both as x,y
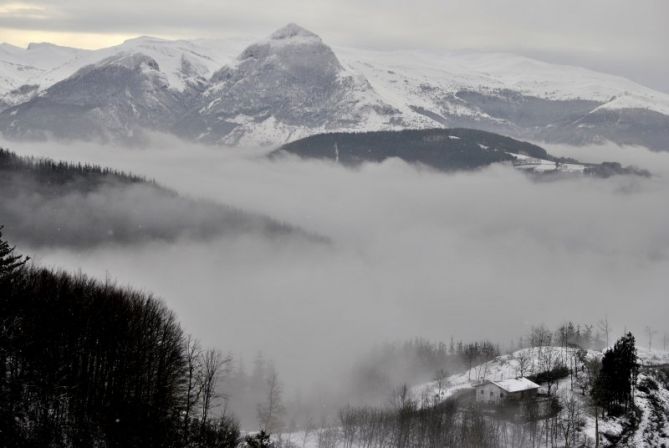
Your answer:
3,138 -> 669,391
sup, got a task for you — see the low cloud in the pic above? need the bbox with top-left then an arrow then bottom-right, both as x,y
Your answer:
0,158 -> 296,248
3,137 -> 669,393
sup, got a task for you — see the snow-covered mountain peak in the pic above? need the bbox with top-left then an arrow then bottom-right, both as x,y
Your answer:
120,35 -> 170,46
91,52 -> 160,71
2,28 -> 669,149
270,23 -> 321,42
101,38 -> 226,92
1,41 -> 85,69
213,23 -> 344,84
0,42 -> 22,53
26,42 -> 63,51
191,25 -> 400,145
39,38 -> 222,93
235,23 -> 336,66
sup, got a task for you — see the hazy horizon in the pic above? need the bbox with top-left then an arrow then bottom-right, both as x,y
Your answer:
1,0 -> 668,94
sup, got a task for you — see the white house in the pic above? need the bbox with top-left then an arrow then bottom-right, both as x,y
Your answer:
473,377 -> 540,404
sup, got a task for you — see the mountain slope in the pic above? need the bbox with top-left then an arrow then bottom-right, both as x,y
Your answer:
412,346 -> 669,447
336,47 -> 669,151
0,42 -> 87,94
180,24 -> 399,145
1,25 -> 669,150
275,128 -> 651,176
0,36 -> 236,116
0,53 -> 196,143
0,148 -> 296,247
0,37 -> 232,97
34,36 -> 228,93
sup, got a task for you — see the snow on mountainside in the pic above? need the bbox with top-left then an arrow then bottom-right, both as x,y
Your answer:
336,47 -> 669,117
1,24 -> 669,149
182,24 -> 399,145
0,37 -> 231,113
0,36 -> 243,98
0,42 -> 86,91
410,346 -> 591,402
637,347 -> 669,366
38,36 -> 234,92
0,42 -> 88,108
413,346 -> 669,403
411,346 -> 669,447
279,347 -> 669,448
0,52 -> 190,143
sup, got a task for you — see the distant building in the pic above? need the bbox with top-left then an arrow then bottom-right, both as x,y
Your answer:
473,377 -> 540,404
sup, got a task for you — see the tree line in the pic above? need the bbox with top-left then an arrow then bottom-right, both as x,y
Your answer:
0,147 -> 148,193
0,228 -> 239,448
1,148 -> 295,249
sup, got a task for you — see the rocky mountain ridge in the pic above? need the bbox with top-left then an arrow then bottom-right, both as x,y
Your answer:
1,24 -> 668,150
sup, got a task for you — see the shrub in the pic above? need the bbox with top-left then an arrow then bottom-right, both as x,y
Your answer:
637,377 -> 659,394
528,365 -> 570,384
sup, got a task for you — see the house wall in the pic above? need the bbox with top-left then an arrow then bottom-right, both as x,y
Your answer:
516,389 -> 538,401
475,384 -> 539,404
475,383 -> 507,404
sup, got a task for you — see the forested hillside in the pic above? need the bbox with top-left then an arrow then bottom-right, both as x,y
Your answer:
0,149 -> 295,248
0,229 -> 239,448
276,128 -> 650,176
277,129 -> 526,171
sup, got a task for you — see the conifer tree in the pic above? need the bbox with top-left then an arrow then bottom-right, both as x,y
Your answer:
592,332 -> 639,414
0,226 -> 28,281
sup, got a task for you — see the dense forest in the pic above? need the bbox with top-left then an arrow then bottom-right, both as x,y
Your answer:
0,228 -> 240,447
0,148 -> 294,248
277,129 -> 526,171
276,128 -> 650,177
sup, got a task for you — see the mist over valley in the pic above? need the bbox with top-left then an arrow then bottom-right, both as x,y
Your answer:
2,6 -> 669,446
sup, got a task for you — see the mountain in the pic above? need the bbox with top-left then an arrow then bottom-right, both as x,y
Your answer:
180,24 -> 398,145
0,42 -> 88,110
1,25 -> 669,150
337,48 -> 669,149
0,53 -> 196,143
0,148 -> 296,247
275,128 -> 651,176
0,42 -> 86,92
0,36 -> 242,143
0,36 -> 236,116
0,37 -> 233,97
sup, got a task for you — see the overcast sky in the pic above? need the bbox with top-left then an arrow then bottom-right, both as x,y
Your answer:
1,0 -> 667,91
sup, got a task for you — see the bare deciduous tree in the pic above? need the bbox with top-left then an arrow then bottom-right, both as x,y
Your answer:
558,393 -> 583,448
200,349 -> 230,430
183,335 -> 203,440
432,368 -> 448,399
257,365 -> 285,434
583,358 -> 603,448
598,317 -> 611,348
302,416 -> 315,448
514,350 -> 532,378
645,325 -> 657,351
